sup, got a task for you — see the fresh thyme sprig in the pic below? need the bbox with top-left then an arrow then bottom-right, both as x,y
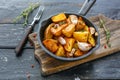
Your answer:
99,18 -> 111,48
14,3 -> 39,26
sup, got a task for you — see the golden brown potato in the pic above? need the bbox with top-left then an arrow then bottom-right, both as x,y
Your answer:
51,13 -> 67,23
64,38 -> 75,52
73,31 -> 89,42
76,17 -> 86,30
62,24 -> 75,37
66,18 -> 71,24
43,39 -> 58,52
44,23 -> 54,39
56,45 -> 65,57
88,34 -> 96,46
74,49 -> 84,57
83,26 -> 89,32
73,42 -> 79,49
51,23 -> 68,36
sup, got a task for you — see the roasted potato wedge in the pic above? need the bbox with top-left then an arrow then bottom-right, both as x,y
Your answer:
76,17 -> 86,30
51,23 -> 68,36
74,49 -> 84,57
44,23 -> 54,39
88,34 -> 96,46
83,26 -> 89,32
56,45 -> 65,57
62,24 -> 75,37
51,13 -> 67,23
64,38 -> 75,52
43,39 -> 58,52
73,31 -> 89,42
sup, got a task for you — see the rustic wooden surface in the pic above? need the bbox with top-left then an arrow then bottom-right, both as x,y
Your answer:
28,14 -> 120,76
0,0 -> 120,80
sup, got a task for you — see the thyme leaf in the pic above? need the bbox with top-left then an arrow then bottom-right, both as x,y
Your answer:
13,3 -> 39,26
99,18 -> 111,48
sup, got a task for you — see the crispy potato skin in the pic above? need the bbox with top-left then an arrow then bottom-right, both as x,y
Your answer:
56,45 -> 65,57
51,13 -> 67,22
44,23 -> 54,39
64,38 -> 75,52
88,34 -> 96,46
73,31 -> 89,42
43,39 -> 58,52
74,49 -> 83,57
76,17 -> 86,30
62,24 -> 75,37
51,23 -> 68,36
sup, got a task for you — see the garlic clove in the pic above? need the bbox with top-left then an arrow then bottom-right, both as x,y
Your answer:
66,48 -> 76,57
58,36 -> 66,45
89,27 -> 95,35
69,15 -> 78,25
77,42 -> 92,51
95,32 -> 98,36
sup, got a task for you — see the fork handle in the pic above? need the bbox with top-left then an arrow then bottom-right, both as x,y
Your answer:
15,25 -> 33,57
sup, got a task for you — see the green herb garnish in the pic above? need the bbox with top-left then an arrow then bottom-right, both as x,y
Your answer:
59,21 -> 66,25
14,3 -> 39,26
99,18 -> 111,48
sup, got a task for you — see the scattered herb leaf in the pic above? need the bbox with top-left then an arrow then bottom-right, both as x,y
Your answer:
13,3 -> 39,26
59,21 -> 66,25
99,18 -> 111,48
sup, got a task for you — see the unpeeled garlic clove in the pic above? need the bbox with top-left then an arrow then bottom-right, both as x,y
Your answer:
95,32 -> 98,36
89,27 -> 95,35
69,15 -> 78,25
58,36 -> 66,45
77,42 -> 92,51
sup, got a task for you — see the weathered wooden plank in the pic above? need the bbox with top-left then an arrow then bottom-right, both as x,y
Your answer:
0,24 -> 34,47
0,0 -> 83,24
0,49 -> 120,80
0,49 -> 42,80
0,0 -> 119,24
0,0 -> 40,24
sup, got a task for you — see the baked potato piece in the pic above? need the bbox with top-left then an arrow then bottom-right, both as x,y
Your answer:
66,18 -> 71,24
73,42 -> 79,49
44,23 -> 54,39
74,49 -> 84,57
64,38 -> 75,52
51,23 -> 68,36
76,17 -> 86,30
43,39 -> 58,52
73,31 -> 89,42
88,34 -> 96,46
83,26 -> 89,32
56,45 -> 65,57
51,13 -> 67,23
62,24 -> 75,37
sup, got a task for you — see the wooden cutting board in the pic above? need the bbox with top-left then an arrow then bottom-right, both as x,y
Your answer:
28,14 -> 120,76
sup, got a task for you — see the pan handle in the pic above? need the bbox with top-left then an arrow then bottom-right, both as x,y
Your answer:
78,0 -> 96,16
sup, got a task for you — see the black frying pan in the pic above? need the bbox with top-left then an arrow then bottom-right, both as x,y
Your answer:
37,0 -> 100,61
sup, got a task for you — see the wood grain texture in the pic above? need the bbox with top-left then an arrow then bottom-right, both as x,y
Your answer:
28,14 -> 120,76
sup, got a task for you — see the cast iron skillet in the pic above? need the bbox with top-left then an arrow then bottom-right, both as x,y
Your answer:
38,0 -> 100,61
